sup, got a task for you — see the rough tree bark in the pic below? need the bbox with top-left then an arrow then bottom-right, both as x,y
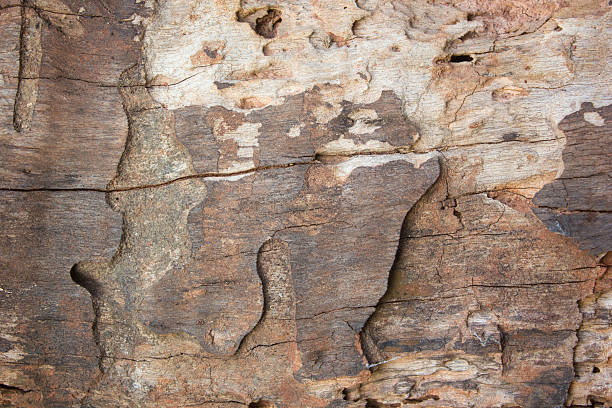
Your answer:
0,0 -> 610,407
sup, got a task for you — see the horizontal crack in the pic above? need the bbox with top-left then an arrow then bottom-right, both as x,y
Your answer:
0,383 -> 31,393
0,161 -> 316,193
383,277 -> 598,304
181,399 -> 247,407
13,75 -> 118,87
296,305 -> 376,320
9,71 -> 206,89
0,4 -> 140,22
245,340 -> 295,353
460,279 -> 594,289
1,137 -> 568,193
439,137 -> 561,151
534,205 -> 612,214
315,147 -> 414,159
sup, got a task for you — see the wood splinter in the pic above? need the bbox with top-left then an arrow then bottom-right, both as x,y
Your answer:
13,0 -> 85,132
13,4 -> 42,132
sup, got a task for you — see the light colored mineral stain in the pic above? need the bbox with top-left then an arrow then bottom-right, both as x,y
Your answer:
137,0 -> 612,195
211,120 -> 261,171
597,291 -> 612,308
365,355 -> 400,368
511,17 -> 612,126
348,109 -> 380,135
465,140 -> 566,196
287,124 -> 302,138
311,100 -> 344,125
333,152 -> 437,181
320,138 -> 394,156
142,0 -> 472,120
217,122 -> 261,147
584,111 -> 605,126
208,173 -> 250,181
0,333 -> 20,342
491,85 -> 529,101
0,346 -> 25,362
444,358 -> 470,372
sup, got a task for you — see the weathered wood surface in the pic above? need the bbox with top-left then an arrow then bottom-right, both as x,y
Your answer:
0,0 -> 611,407
534,102 -> 612,257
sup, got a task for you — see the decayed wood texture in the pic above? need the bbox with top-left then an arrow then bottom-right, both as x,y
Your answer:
0,0 -> 611,407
